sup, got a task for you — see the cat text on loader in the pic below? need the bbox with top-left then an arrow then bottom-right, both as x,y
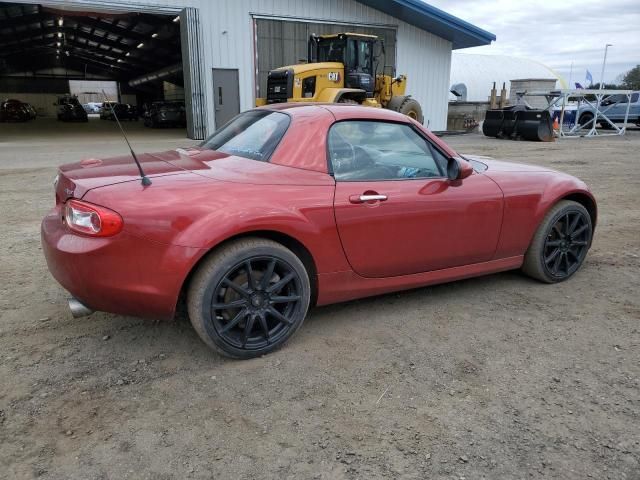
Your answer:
255,32 -> 424,123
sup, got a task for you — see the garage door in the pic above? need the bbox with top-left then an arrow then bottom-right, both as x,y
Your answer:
255,18 -> 396,99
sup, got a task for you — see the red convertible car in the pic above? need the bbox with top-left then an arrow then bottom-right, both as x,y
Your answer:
42,104 -> 596,358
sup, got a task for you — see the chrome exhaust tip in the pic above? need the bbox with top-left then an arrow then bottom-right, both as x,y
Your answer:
68,297 -> 94,318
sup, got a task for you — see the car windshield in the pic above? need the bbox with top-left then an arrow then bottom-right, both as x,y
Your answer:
200,110 -> 290,162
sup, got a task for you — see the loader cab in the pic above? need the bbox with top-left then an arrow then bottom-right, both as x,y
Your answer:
312,33 -> 377,97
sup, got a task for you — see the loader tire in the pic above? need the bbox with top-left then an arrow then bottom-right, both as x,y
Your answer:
387,96 -> 424,124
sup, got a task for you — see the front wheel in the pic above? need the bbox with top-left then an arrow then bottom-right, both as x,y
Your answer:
578,113 -> 594,130
187,238 -> 311,359
522,200 -> 593,283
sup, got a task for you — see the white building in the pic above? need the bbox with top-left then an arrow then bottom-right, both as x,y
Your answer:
1,0 -> 495,137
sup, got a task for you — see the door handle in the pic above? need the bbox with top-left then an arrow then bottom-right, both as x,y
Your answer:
349,194 -> 388,204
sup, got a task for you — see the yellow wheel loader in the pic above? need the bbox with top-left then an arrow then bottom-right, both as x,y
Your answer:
255,32 -> 423,123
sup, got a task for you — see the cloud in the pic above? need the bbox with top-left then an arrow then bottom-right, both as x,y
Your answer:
427,0 -> 640,83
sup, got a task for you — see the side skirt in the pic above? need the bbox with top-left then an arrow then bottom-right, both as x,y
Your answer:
316,256 -> 524,306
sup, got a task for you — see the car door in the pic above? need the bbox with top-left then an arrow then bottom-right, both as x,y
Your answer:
602,94 -> 628,121
330,120 -> 503,278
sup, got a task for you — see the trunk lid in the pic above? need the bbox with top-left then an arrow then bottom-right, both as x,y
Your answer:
55,150 -> 193,203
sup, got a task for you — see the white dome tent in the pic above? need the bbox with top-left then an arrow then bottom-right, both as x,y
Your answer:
450,53 -> 567,102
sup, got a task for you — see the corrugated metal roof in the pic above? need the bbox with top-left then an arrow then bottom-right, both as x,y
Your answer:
355,0 -> 495,49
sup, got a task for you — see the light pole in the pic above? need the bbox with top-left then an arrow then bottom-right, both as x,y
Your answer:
599,43 -> 612,90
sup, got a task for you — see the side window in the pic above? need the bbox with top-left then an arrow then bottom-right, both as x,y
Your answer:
328,121 -> 445,181
631,93 -> 639,103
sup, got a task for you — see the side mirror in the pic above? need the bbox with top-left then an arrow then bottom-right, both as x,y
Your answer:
447,158 -> 473,181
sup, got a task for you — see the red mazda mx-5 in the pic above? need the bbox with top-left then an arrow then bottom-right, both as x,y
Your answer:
42,104 -> 596,358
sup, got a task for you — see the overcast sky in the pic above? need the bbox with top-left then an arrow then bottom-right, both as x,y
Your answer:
427,0 -> 640,85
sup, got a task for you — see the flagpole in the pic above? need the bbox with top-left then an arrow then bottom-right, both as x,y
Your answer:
569,61 -> 573,88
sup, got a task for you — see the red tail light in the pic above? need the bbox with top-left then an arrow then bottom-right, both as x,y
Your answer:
64,199 -> 123,237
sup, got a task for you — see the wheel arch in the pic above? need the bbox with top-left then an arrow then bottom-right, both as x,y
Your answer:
523,188 -> 598,255
316,87 -> 366,104
177,230 -> 319,314
561,191 -> 597,231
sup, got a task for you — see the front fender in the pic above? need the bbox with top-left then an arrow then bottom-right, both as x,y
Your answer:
490,170 -> 596,258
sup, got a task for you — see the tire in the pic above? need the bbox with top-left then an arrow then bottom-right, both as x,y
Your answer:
522,200 -> 593,283
387,95 -> 424,124
337,98 -> 359,104
187,238 -> 311,359
578,113 -> 594,130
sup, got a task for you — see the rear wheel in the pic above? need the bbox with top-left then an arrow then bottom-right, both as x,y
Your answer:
187,238 -> 311,359
387,96 -> 424,124
522,200 -> 592,283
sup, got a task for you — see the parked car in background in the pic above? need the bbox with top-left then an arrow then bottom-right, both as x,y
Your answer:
83,102 -> 102,114
143,101 -> 186,128
0,99 -> 32,122
598,92 -> 640,127
551,91 -> 640,128
56,95 -> 88,122
42,104 -> 597,359
101,102 -> 137,121
23,102 -> 37,119
99,101 -> 117,118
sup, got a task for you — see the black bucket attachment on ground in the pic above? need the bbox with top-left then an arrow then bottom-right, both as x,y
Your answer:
482,106 -> 554,142
516,110 -> 554,142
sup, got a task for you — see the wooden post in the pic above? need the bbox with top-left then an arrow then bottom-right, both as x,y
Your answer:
490,82 -> 497,109
499,82 -> 507,108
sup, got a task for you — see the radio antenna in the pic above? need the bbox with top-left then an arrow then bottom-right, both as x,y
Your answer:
101,90 -> 151,186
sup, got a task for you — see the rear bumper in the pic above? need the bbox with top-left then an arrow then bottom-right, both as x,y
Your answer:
41,206 -> 204,320
153,112 -> 184,124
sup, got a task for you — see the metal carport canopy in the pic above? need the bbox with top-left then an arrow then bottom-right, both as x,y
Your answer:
355,0 -> 496,49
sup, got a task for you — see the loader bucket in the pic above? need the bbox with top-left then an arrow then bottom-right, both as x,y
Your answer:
500,108 -> 519,137
483,106 -> 554,142
515,110 -> 554,142
482,109 -> 503,137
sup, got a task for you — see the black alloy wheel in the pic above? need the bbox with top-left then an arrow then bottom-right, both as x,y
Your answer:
188,238 -> 311,358
210,256 -> 303,350
522,200 -> 593,283
542,210 -> 591,279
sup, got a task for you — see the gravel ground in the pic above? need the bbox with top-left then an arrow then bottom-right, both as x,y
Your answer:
1,118 -> 639,480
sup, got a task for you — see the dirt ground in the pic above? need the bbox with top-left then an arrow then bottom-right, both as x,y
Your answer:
1,118 -> 639,480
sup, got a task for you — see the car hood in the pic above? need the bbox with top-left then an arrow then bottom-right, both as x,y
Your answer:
463,154 -> 556,173
56,147 -> 332,202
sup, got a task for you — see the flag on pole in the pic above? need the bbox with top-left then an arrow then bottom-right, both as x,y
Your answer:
586,70 -> 593,85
